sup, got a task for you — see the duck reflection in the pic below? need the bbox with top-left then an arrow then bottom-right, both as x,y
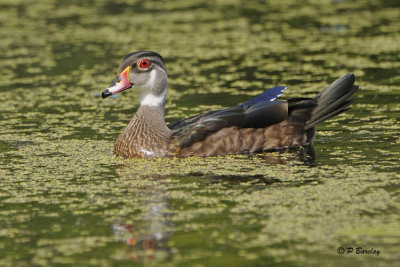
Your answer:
111,177 -> 173,262
259,144 -> 316,166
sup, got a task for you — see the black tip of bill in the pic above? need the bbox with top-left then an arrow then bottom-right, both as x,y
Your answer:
102,89 -> 112,99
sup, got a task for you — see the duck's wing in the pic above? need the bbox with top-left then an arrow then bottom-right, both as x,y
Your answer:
167,110 -> 217,130
171,100 -> 288,148
167,86 -> 287,130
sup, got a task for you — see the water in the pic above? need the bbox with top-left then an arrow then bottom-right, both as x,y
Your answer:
0,0 -> 399,266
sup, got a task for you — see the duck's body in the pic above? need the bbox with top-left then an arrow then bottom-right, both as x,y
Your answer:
102,51 -> 359,158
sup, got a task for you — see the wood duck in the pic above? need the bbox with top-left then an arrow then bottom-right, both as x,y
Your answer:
102,51 -> 359,158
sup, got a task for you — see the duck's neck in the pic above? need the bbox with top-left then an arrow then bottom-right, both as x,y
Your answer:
133,104 -> 170,136
114,104 -> 171,158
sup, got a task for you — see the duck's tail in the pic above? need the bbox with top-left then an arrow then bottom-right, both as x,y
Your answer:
283,74 -> 358,147
305,74 -> 359,129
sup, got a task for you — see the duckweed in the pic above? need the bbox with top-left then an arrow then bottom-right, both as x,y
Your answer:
0,0 -> 399,266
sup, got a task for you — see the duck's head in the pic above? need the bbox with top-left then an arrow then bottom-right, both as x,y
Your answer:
102,51 -> 168,106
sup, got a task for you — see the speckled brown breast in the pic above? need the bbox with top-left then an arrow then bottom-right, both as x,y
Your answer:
114,106 -> 171,158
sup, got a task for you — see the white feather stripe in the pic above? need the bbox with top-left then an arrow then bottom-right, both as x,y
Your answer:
144,68 -> 157,88
139,149 -> 155,156
139,69 -> 167,106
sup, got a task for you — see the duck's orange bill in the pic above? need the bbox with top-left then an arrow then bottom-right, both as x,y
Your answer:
102,66 -> 132,98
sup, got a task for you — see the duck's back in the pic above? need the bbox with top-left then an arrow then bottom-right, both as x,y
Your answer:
167,74 -> 358,157
170,105 -> 314,157
167,100 -> 290,157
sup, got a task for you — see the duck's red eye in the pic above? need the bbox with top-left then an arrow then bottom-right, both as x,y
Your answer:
138,59 -> 150,69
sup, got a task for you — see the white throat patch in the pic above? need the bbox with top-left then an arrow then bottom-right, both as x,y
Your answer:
140,92 -> 166,106
139,69 -> 167,107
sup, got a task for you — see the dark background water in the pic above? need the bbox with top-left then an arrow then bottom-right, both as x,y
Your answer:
0,0 -> 399,266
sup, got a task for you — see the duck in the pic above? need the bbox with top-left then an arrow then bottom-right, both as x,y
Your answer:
101,51 -> 359,158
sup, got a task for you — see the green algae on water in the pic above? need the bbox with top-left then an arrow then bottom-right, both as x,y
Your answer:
0,0 -> 399,266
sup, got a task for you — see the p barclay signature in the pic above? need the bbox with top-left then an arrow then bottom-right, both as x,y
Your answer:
337,247 -> 380,256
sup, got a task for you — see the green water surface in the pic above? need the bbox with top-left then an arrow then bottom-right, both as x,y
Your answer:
0,0 -> 399,266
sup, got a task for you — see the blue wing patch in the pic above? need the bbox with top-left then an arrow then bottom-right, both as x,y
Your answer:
240,86 -> 287,106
